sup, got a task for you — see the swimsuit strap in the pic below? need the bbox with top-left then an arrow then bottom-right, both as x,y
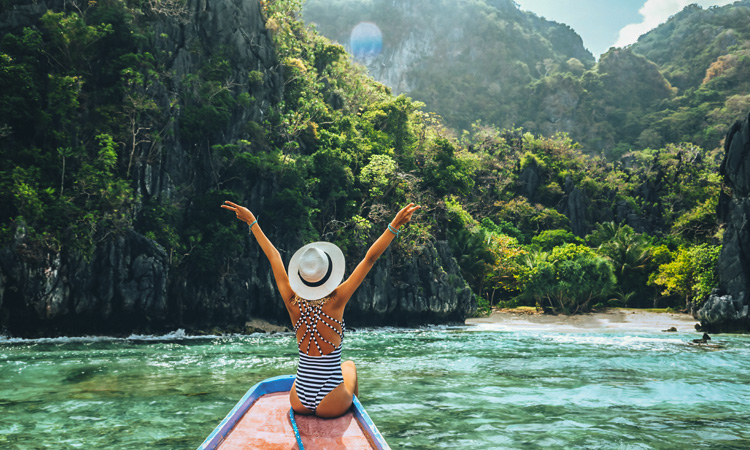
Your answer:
292,295 -> 344,355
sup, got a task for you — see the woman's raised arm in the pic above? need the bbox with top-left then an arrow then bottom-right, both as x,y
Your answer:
333,203 -> 421,305
221,201 -> 293,302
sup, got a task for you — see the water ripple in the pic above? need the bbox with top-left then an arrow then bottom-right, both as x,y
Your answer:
1,327 -> 749,449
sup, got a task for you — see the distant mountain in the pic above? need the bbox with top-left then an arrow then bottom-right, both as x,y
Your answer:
304,0 -> 750,155
632,2 -> 750,92
2,0 -> 740,334
302,0 -> 594,132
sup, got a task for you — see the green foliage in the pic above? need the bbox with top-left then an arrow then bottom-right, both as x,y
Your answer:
442,199 -> 528,306
482,233 -> 526,305
248,70 -> 264,87
531,229 -> 583,251
139,200 -> 181,257
480,217 -> 524,242
304,1 -> 750,154
39,11 -> 114,73
449,225 -> 495,299
10,166 -> 47,224
179,57 -> 245,145
651,244 -> 721,310
517,244 -> 616,314
0,0 -> 728,318
632,3 -> 750,91
445,195 -> 478,229
360,154 -> 397,198
590,222 -> 656,307
519,151 -> 546,172
493,197 -> 570,240
671,195 -> 720,243
0,6 -> 140,257
421,138 -> 477,196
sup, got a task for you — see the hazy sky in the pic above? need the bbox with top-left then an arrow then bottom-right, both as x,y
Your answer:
514,0 -> 737,58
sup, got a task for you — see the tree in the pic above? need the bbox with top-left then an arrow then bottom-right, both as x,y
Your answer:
484,235 -> 526,304
531,229 -> 582,251
651,244 -> 720,310
421,138 -> 475,196
591,222 -> 654,306
517,244 -> 616,314
359,154 -> 397,199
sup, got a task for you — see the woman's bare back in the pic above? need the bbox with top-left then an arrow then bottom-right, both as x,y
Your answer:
290,294 -> 344,356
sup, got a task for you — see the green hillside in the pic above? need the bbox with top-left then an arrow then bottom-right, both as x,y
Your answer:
304,0 -> 750,156
303,0 -> 594,133
626,2 -> 750,152
0,0 -> 729,329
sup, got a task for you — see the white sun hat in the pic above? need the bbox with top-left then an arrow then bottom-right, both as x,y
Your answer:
288,242 -> 346,300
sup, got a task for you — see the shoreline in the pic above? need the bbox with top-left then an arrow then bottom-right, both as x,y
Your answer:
1,310 -> 703,340
465,308 -> 701,334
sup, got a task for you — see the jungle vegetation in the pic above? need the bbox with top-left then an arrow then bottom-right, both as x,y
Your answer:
0,0 -> 726,316
303,0 -> 750,158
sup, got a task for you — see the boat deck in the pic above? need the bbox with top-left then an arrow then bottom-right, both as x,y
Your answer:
216,392 -> 376,449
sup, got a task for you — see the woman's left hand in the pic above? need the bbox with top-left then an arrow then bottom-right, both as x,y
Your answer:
390,203 -> 421,230
221,201 -> 256,225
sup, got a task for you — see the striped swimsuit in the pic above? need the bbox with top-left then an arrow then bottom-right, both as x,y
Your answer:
292,295 -> 346,412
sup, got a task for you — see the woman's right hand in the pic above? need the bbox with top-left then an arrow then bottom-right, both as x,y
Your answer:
221,200 -> 256,225
390,203 -> 421,230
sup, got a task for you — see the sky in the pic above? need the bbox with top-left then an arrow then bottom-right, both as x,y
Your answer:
513,0 -> 738,58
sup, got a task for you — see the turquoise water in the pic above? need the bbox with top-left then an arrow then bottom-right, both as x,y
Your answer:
1,325 -> 749,449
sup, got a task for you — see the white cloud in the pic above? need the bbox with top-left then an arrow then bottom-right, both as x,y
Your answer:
614,0 -> 736,48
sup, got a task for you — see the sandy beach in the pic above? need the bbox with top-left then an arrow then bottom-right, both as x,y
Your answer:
466,308 -> 701,334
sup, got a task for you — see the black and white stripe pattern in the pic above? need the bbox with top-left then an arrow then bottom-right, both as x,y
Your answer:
295,346 -> 345,411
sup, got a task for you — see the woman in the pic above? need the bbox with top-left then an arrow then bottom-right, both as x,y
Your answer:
221,200 -> 420,418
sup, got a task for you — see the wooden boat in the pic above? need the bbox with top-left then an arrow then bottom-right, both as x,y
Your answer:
688,333 -> 725,350
198,375 -> 391,450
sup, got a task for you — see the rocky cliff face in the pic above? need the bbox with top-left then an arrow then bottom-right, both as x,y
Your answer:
347,241 -> 474,325
303,0 -> 593,93
0,0 -> 475,336
0,226 -> 169,335
697,113 -> 750,332
302,0 -> 594,131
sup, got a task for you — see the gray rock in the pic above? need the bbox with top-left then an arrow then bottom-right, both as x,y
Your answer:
0,0 -> 476,336
698,294 -> 738,324
0,228 -> 169,335
566,187 -> 587,237
340,241 -> 475,326
519,161 -> 542,201
699,112 -> 750,331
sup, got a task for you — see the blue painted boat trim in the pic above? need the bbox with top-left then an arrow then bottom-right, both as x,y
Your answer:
352,394 -> 391,450
197,374 -> 390,450
197,374 -> 294,450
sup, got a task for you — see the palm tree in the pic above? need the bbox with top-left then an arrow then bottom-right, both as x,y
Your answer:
450,228 -> 494,299
594,222 -> 652,306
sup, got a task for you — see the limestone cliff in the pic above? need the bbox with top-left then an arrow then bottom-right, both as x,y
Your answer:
697,113 -> 750,332
0,0 -> 475,336
303,1 -> 750,154
302,0 -> 594,131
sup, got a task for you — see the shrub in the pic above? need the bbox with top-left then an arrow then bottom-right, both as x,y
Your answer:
517,244 -> 616,314
531,229 -> 583,251
650,244 -> 720,310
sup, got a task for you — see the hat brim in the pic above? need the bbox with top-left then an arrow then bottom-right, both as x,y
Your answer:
288,242 -> 346,300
